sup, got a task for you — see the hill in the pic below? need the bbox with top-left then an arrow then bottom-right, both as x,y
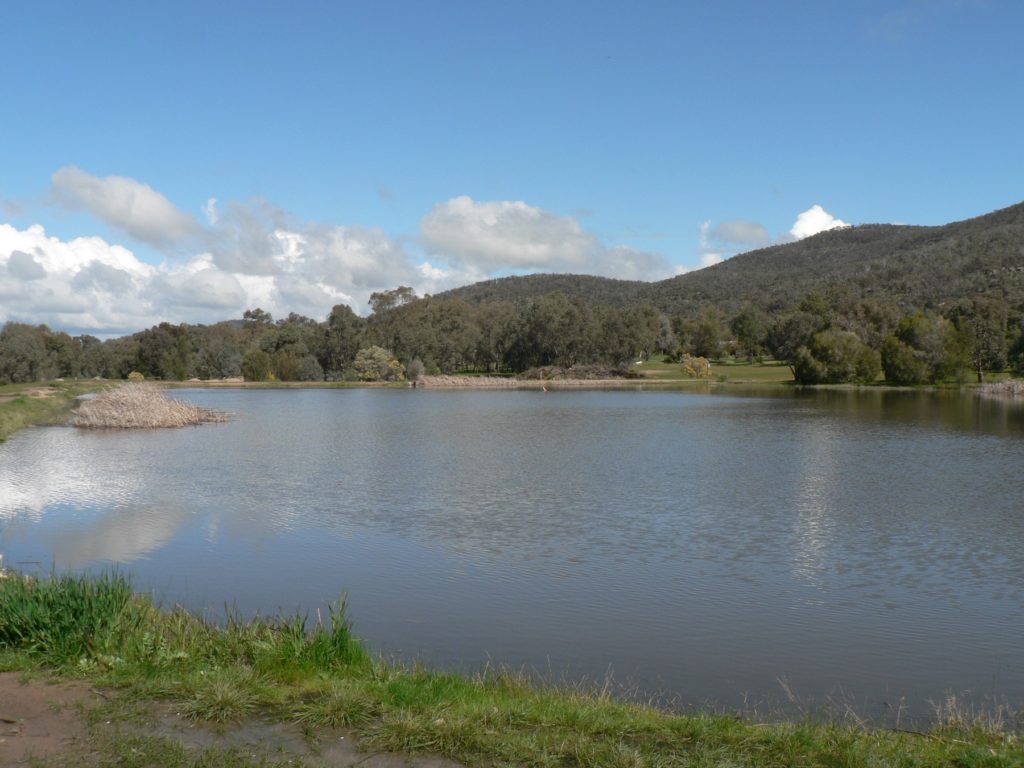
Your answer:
436,201 -> 1024,314
437,273 -> 649,308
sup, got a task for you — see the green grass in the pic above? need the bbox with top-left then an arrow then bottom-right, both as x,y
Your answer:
1,572 -> 1021,767
0,380 -> 105,442
635,356 -> 796,385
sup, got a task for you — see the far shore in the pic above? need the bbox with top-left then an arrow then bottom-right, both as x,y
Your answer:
2,370 -> 1021,444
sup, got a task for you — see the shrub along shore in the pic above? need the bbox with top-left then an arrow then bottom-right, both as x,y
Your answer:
0,572 -> 1020,767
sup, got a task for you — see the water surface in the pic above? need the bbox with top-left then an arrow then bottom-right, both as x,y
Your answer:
2,388 -> 1022,718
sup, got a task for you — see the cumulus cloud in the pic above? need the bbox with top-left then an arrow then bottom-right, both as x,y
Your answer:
7,172 -> 679,334
6,250 -> 47,280
420,195 -> 672,280
51,166 -> 200,249
422,196 -> 597,270
788,204 -> 849,240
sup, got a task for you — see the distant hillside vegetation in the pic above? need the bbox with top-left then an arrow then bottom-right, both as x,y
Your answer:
438,273 -> 649,308
437,201 -> 1024,313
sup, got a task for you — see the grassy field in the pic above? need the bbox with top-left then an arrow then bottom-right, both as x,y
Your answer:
0,572 -> 1020,767
0,380 -> 106,443
636,357 -> 796,385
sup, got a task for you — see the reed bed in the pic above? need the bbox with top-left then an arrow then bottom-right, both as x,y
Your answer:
419,375 -> 528,388
977,379 -> 1024,399
71,383 -> 226,430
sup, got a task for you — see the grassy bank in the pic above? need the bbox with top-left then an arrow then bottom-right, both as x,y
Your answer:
0,573 -> 1020,767
0,380 -> 105,443
637,358 -> 795,384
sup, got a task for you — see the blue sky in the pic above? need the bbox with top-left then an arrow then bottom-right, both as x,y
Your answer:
1,0 -> 1022,334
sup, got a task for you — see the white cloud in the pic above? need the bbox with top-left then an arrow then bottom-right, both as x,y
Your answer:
7,173 -> 680,334
0,223 -> 157,333
203,197 -> 219,225
51,166 -> 200,249
6,250 -> 47,280
694,220 -> 728,269
709,219 -> 771,248
0,212 -> 478,333
789,204 -> 849,240
418,261 -> 448,281
688,205 -> 851,273
420,195 -> 672,280
421,195 -> 597,270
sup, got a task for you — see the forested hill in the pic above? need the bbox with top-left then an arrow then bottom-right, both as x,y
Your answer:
438,201 -> 1024,313
438,273 -> 649,308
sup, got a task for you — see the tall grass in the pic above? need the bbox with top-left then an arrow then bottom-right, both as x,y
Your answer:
0,571 -> 135,663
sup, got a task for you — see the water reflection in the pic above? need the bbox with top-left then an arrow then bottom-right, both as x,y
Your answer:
0,428 -> 141,519
46,504 -> 193,568
792,416 -> 840,591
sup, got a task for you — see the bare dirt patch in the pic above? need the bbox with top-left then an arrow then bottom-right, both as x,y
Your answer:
22,387 -> 58,399
0,673 -> 102,766
0,674 -> 462,768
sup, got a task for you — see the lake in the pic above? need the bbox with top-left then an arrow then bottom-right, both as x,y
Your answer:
2,387 -> 1023,720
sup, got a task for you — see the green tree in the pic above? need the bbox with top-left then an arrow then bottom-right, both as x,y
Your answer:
689,309 -> 726,360
243,307 -> 273,326
792,329 -> 880,384
241,348 -> 271,381
881,312 -> 960,385
353,346 -> 405,381
0,323 -> 56,383
323,304 -> 364,379
948,298 -> 1008,383
730,305 -> 766,362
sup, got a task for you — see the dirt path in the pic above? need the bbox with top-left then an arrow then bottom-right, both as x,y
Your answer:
0,673 -> 463,768
0,673 -> 101,766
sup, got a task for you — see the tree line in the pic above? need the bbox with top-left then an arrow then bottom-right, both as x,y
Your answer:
2,285 -> 1022,386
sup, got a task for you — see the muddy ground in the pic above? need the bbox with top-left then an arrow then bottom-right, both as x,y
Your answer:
0,673 -> 462,768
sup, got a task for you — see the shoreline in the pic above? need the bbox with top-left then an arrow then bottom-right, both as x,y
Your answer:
0,571 -> 1019,767
2,375 -> 1020,444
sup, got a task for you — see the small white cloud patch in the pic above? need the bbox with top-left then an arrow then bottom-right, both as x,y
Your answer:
789,205 -> 849,240
203,197 -> 219,226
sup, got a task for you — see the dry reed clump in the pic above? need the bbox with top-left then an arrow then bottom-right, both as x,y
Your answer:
977,379 -> 1024,399
71,383 -> 227,430
419,375 -> 525,389
418,375 -> 651,389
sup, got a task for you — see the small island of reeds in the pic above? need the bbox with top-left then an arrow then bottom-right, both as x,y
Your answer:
71,383 -> 226,430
